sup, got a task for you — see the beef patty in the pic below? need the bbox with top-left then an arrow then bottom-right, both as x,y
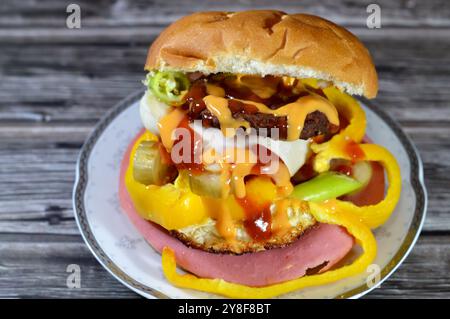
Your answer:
185,81 -> 339,140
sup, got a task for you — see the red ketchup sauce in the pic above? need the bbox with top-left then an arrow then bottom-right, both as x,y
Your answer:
172,117 -> 204,174
237,196 -> 273,241
338,113 -> 350,132
341,161 -> 385,206
345,139 -> 365,163
334,164 -> 353,176
343,136 -> 385,205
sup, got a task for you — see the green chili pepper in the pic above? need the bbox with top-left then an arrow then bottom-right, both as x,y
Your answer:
148,71 -> 190,105
290,172 -> 363,202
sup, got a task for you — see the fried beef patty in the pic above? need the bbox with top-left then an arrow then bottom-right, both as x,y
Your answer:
190,106 -> 336,140
185,79 -> 339,140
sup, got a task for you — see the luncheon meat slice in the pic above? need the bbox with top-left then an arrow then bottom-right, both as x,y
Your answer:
119,132 -> 354,287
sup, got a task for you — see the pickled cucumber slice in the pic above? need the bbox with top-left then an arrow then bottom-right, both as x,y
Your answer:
188,172 -> 223,198
133,140 -> 177,186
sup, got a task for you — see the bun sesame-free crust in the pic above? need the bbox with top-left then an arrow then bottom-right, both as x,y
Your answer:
146,10 -> 378,98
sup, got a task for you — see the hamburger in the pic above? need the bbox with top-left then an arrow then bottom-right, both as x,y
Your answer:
119,10 -> 401,297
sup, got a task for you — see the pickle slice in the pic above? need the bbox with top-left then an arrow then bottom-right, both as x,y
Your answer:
188,172 -> 223,198
133,140 -> 177,186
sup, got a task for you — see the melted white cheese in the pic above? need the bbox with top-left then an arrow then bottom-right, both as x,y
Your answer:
190,123 -> 309,176
139,90 -> 171,134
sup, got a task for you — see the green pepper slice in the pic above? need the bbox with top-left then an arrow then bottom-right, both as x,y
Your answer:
148,71 -> 190,105
290,172 -> 363,202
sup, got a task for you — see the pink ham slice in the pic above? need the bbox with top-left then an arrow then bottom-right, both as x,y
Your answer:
119,131 -> 354,287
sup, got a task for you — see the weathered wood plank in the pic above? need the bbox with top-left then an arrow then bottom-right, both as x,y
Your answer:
0,240 -> 137,298
0,0 -> 449,28
0,0 -> 448,299
0,234 -> 448,298
0,27 -> 449,45
368,234 -> 450,298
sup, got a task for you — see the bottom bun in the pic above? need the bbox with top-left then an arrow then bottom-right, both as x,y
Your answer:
119,131 -> 354,287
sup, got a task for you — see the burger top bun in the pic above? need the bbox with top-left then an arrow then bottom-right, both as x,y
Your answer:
145,10 -> 378,99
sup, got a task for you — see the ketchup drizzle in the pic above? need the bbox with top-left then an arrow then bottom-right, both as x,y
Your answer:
172,117 -> 204,173
345,140 -> 365,163
237,196 -> 273,241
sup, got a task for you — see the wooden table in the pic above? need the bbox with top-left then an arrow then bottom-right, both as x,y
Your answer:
1,0 -> 449,298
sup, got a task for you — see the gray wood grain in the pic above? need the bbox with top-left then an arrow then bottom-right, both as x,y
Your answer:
0,0 -> 449,298
0,235 -> 448,298
1,0 -> 449,27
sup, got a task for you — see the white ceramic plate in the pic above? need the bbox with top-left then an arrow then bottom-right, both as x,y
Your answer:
73,90 -> 427,299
